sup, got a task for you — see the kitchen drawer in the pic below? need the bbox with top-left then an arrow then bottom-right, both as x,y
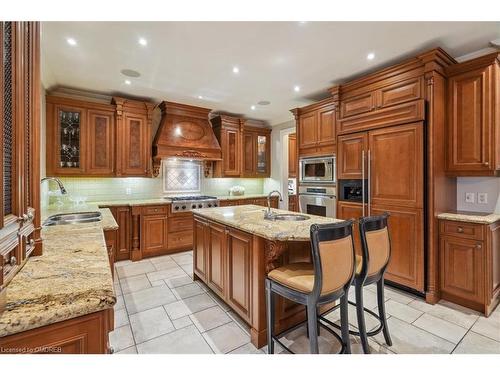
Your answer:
168,230 -> 193,250
168,215 -> 194,233
220,200 -> 241,207
142,206 -> 168,215
439,220 -> 485,241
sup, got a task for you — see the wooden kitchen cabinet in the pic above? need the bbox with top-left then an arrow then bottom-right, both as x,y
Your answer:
336,201 -> 364,256
46,95 -> 153,177
102,206 -> 130,261
288,133 -> 297,178
207,222 -> 226,298
288,195 -> 298,212
439,219 -> 500,316
193,217 -> 209,281
1,22 -> 41,307
113,97 -> 154,177
212,115 -> 241,177
337,132 -> 368,179
87,110 -> 115,175
140,206 -> 168,258
226,228 -> 253,323
445,52 -> 500,176
167,213 -> 193,252
291,98 -> 336,158
241,121 -> 271,178
103,229 -> 117,280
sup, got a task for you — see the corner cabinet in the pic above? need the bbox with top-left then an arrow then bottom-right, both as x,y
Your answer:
211,115 -> 241,177
45,95 -> 154,177
1,22 -> 41,310
445,52 -> 500,176
291,98 -> 336,158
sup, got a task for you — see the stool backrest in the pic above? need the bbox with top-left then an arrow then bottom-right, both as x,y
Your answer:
310,220 -> 356,297
359,213 -> 391,279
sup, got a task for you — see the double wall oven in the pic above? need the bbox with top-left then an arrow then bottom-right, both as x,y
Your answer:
298,156 -> 336,218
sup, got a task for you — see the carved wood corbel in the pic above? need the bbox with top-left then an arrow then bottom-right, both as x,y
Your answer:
264,240 -> 287,273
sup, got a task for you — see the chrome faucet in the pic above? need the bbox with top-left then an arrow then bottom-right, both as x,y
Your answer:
41,177 -> 67,194
265,190 -> 283,219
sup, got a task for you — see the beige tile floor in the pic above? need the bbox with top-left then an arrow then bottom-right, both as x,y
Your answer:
110,251 -> 500,354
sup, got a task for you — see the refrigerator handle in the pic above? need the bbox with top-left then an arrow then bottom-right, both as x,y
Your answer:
368,149 -> 371,217
361,150 -> 365,217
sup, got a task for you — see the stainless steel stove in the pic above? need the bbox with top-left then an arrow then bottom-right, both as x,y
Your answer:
165,195 -> 219,213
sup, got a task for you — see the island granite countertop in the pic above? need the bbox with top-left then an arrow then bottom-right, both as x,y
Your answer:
193,204 -> 343,241
0,208 -> 117,338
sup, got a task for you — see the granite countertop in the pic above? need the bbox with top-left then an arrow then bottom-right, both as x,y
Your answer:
0,208 -> 117,338
437,211 -> 500,225
215,194 -> 271,201
193,204 -> 343,241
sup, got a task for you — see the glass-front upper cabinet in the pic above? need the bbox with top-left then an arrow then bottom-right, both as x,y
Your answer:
59,109 -> 82,169
46,98 -> 87,176
256,135 -> 269,175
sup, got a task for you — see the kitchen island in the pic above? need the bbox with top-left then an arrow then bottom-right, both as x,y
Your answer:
192,204 -> 342,348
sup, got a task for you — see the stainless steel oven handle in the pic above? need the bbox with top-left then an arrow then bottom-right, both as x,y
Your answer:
362,150 -> 365,217
368,149 -> 371,217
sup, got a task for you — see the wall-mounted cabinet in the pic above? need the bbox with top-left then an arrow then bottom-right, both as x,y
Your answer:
445,52 -> 500,176
211,116 -> 271,178
288,133 -> 297,178
46,95 -> 154,177
291,98 -> 336,158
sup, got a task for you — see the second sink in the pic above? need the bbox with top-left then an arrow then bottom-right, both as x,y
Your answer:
43,211 -> 102,226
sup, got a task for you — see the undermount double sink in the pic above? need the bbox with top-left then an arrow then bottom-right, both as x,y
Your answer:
264,213 -> 310,221
43,212 -> 102,226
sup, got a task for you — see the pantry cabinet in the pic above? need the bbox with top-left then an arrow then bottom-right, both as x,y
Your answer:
46,95 -> 154,177
291,98 -> 336,158
445,52 -> 500,176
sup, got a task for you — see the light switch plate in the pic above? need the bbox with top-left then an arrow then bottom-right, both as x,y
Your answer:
478,193 -> 488,204
465,192 -> 475,203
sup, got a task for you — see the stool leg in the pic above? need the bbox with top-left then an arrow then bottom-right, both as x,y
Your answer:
306,302 -> 319,354
355,283 -> 371,354
340,294 -> 351,354
377,278 -> 392,346
265,279 -> 275,354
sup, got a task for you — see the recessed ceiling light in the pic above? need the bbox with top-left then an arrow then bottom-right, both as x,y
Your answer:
367,52 -> 375,60
251,105 -> 256,110
138,38 -> 148,46
121,69 -> 141,78
124,80 -> 131,85
257,100 -> 271,106
197,95 -> 203,99
294,85 -> 301,92
232,66 -> 239,74
66,38 -> 77,46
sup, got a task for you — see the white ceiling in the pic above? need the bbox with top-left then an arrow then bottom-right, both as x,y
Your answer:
41,22 -> 500,125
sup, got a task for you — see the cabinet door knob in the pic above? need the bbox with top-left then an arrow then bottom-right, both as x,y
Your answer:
483,162 -> 489,166
457,227 -> 464,233
476,243 -> 482,249
10,256 -> 17,266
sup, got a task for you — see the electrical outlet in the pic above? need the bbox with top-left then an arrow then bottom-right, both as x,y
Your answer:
125,187 -> 132,195
478,193 -> 488,204
465,192 -> 475,203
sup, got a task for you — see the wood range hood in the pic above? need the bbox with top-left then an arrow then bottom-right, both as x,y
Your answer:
152,101 -> 222,176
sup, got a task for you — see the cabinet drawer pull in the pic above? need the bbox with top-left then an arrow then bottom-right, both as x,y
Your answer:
457,227 -> 464,233
483,162 -> 489,166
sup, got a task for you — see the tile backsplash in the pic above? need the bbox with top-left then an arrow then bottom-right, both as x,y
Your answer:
42,172 -> 268,206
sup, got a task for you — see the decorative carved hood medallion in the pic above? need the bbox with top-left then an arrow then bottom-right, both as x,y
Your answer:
152,101 -> 222,175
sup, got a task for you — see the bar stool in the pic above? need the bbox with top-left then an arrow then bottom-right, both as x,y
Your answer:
320,213 -> 393,354
265,220 -> 356,354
